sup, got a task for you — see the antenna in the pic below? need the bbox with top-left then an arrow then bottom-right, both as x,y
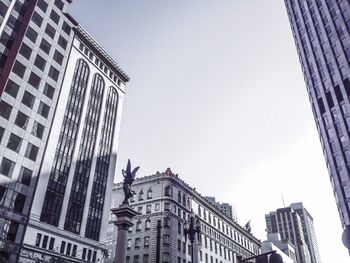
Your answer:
281,192 -> 286,208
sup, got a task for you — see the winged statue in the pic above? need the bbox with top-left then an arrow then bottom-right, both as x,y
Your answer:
122,159 -> 140,205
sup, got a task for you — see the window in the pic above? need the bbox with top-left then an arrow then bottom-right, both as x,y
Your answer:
49,238 -> 55,250
164,202 -> 171,211
7,133 -> 22,152
4,80 -> 19,98
50,10 -> 60,24
37,0 -> 48,12
0,101 -> 12,119
13,192 -> 25,212
145,219 -> 150,230
66,243 -> 71,255
54,0 -> 64,10
6,221 -> 18,242
164,185 -> 172,196
60,241 -> 66,253
146,205 -> 151,213
48,66 -> 59,81
25,143 -> 39,161
163,235 -> 170,246
35,233 -> 42,247
164,217 -> 170,227
135,238 -> 140,249
32,121 -> 45,139
15,111 -> 29,129
53,50 -> 64,65
0,158 -> 15,178
19,43 -> 32,59
137,206 -> 143,214
26,27 -> 38,43
163,252 -> 170,263
138,189 -> 144,200
62,21 -> 71,35
28,72 -> 41,88
12,60 -> 26,78
147,188 -> 152,199
143,254 -> 149,263
144,236 -> 150,247
45,23 -> 55,39
42,235 -> 48,249
127,239 -> 131,249
72,245 -> 77,257
19,166 -> 32,186
22,91 -> 35,108
136,220 -> 141,231
34,55 -> 46,71
38,101 -> 50,118
40,38 -> 51,54
43,83 -> 55,99
31,11 -> 43,27
58,36 -> 67,49
0,127 -> 4,143
155,203 -> 160,211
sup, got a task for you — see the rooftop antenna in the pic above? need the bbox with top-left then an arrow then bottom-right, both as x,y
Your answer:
281,192 -> 286,208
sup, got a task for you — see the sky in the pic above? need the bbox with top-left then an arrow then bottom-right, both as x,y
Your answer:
70,1 -> 348,262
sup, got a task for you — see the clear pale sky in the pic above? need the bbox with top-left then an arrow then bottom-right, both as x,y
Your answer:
70,1 -> 348,262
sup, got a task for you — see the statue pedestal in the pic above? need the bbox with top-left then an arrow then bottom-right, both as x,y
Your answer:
111,204 -> 138,263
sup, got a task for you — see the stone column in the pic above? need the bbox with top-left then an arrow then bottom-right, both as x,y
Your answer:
111,204 -> 138,263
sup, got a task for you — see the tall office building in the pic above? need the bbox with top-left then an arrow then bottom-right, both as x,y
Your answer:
284,0 -> 350,243
290,203 -> 321,263
205,196 -> 238,221
0,0 -> 129,262
265,207 -> 311,263
108,168 -> 261,263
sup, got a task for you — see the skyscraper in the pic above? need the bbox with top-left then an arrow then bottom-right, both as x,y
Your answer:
265,207 -> 312,263
283,0 -> 350,245
0,0 -> 128,262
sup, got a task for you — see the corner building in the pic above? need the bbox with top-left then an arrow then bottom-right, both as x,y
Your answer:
108,169 -> 260,263
0,0 -> 129,262
284,0 -> 350,240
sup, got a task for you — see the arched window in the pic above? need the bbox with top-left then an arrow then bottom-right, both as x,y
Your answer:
147,188 -> 152,199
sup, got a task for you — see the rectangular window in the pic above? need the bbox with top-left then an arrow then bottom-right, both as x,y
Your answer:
60,241 -> 66,253
35,233 -> 42,247
0,127 -> 4,144
19,166 -> 32,186
43,83 -> 55,99
15,111 -> 29,129
49,237 -> 55,250
38,101 -> 50,118
40,38 -> 51,54
37,0 -> 48,12
13,192 -> 25,212
0,100 -> 12,119
82,248 -> 86,260
34,55 -> 46,71
62,21 -> 71,35
42,235 -> 48,249
7,133 -> 22,152
50,10 -> 60,24
66,243 -> 71,255
72,245 -> 77,257
31,11 -> 43,27
53,50 -> 63,65
19,43 -> 32,59
4,80 -> 19,98
54,0 -> 64,10
25,143 -> 39,161
28,72 -> 41,89
48,66 -> 59,81
0,158 -> 15,178
58,35 -> 67,49
21,91 -> 35,108
6,221 -> 18,242
12,60 -> 26,78
14,1 -> 26,16
26,27 -> 38,43
45,23 -> 55,39
32,121 -> 45,139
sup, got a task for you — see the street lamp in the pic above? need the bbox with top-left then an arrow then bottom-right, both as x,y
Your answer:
237,251 -> 283,263
184,210 -> 201,263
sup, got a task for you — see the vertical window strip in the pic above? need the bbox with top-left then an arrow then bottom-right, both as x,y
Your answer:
40,59 -> 89,226
85,87 -> 118,240
64,74 -> 105,234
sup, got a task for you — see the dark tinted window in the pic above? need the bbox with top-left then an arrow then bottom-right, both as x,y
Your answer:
58,36 -> 67,49
7,133 -> 22,152
53,50 -> 63,65
6,221 -> 18,242
12,60 -> 26,78
32,121 -> 44,139
14,1 -> 27,16
13,192 -> 26,212
15,111 -> 29,129
25,143 -> 39,161
0,127 -> 4,143
0,101 -> 12,119
31,11 -> 43,27
43,83 -> 55,99
62,21 -> 71,35
34,55 -> 46,71
40,38 -> 51,54
45,23 -> 55,39
54,0 -> 64,10
19,166 -> 32,186
48,66 -> 59,81
0,158 -> 14,177
38,102 -> 50,118
21,91 -> 35,108
28,72 -> 41,88
26,26 -> 38,43
19,43 -> 32,59
37,0 -> 48,12
4,80 -> 19,98
50,10 -> 59,24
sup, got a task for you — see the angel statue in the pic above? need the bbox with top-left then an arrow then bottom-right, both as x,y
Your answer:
122,159 -> 140,205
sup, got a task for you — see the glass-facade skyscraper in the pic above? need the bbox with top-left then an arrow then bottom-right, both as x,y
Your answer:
284,0 -> 350,245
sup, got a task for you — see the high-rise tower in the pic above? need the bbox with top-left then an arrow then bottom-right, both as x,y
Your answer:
0,0 -> 129,262
284,0 -> 350,246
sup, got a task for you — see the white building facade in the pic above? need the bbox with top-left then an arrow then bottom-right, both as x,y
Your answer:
108,168 -> 261,263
